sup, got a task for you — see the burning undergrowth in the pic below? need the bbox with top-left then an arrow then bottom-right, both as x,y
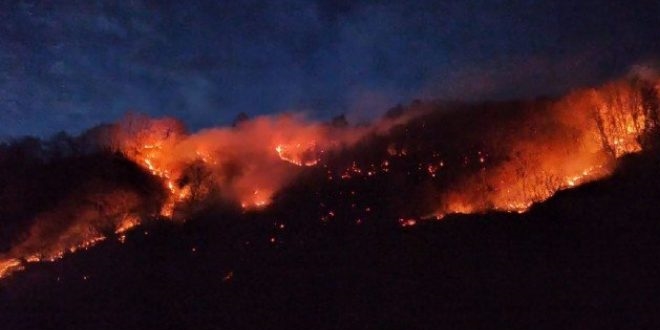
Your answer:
0,74 -> 658,279
0,148 -> 166,278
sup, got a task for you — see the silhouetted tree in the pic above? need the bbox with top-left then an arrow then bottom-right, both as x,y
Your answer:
640,81 -> 660,149
331,114 -> 348,128
232,112 -> 250,127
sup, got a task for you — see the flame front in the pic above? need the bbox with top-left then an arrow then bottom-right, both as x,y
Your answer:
436,79 -> 658,217
275,142 -> 320,166
111,115 -> 327,213
109,113 -> 404,214
0,76 -> 657,280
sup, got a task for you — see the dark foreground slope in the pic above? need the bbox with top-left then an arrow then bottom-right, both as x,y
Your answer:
2,150 -> 660,330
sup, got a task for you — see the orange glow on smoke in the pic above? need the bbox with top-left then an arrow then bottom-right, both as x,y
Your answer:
110,112 -> 414,215
275,143 -> 320,166
0,77 -> 656,280
0,107 -> 421,279
436,79 -> 657,218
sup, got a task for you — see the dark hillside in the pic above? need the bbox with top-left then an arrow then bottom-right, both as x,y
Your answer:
2,149 -> 660,329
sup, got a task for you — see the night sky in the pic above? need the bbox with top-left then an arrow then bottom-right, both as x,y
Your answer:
1,0 -> 658,138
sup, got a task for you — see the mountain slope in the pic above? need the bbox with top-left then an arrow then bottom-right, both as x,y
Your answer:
2,151 -> 660,329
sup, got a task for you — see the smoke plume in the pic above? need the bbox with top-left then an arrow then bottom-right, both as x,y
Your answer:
0,72 -> 658,279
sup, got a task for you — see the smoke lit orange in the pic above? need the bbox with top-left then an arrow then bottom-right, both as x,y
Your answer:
0,75 -> 657,280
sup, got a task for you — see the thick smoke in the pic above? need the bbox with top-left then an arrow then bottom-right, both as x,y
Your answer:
0,108 -> 422,278
100,110 -> 423,217
0,71 -> 658,279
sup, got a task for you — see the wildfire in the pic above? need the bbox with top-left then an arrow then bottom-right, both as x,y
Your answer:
137,146 -> 190,218
436,79 -> 657,217
0,75 -> 656,281
108,114 -> 342,217
275,143 -> 320,166
399,218 -> 417,227
115,214 -> 141,234
240,189 -> 272,209
0,234 -> 109,279
102,110 -> 424,221
0,259 -> 24,279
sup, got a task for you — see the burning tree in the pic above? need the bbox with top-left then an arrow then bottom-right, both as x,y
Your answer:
591,81 -> 646,158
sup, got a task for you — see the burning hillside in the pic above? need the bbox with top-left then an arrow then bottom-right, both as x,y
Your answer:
0,75 -> 658,280
435,78 -> 657,216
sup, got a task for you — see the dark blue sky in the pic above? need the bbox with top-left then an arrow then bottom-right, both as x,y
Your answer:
1,0 -> 658,137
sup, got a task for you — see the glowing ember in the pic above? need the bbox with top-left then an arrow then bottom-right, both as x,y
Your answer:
223,271 -> 234,282
399,218 -> 417,227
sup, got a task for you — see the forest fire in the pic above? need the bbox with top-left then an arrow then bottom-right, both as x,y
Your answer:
0,232 -> 109,279
106,115 -> 329,214
0,75 -> 657,280
275,143 -> 321,167
436,79 -> 658,217
0,185 -> 159,279
0,259 -> 23,279
105,111 -> 419,215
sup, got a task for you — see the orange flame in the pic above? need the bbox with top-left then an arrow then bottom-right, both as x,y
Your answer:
1,77 -> 655,280
109,112 -> 416,215
436,79 -> 658,217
